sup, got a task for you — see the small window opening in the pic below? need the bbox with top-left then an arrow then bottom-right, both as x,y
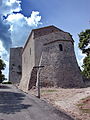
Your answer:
30,48 -> 31,55
59,44 -> 63,51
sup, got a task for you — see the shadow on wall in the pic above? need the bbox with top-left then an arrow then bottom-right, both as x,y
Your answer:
0,91 -> 31,114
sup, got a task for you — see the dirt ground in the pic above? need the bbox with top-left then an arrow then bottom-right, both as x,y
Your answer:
29,87 -> 90,120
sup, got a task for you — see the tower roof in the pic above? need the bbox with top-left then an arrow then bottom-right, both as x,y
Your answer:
24,25 -> 73,51
32,25 -> 64,38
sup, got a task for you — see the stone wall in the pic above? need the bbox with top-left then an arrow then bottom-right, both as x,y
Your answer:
34,31 -> 73,66
9,47 -> 23,84
38,40 -> 84,88
19,33 -> 35,91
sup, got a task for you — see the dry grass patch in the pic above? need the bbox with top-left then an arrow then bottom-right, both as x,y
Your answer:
41,89 -> 58,93
77,96 -> 90,113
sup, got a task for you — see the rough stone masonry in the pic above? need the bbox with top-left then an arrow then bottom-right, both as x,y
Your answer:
9,47 -> 23,84
9,25 -> 84,92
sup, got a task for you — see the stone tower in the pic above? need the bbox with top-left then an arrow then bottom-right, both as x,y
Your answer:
19,25 -> 84,91
39,36 -> 84,88
9,47 -> 23,84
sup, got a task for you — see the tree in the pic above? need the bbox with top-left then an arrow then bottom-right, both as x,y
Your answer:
82,56 -> 90,78
0,57 -> 6,83
78,29 -> 90,79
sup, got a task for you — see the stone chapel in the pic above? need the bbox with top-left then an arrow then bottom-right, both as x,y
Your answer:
9,25 -> 84,91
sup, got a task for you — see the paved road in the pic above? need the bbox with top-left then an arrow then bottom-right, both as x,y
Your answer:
0,85 -> 75,120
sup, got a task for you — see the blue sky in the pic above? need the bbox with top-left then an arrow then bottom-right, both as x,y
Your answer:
21,0 -> 90,29
0,0 -> 90,79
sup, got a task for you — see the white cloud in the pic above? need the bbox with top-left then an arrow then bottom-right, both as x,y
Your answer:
0,0 -> 42,50
26,11 -> 42,26
6,11 -> 42,26
0,40 -> 8,58
0,0 -> 21,16
6,11 -> 42,47
6,13 -> 24,22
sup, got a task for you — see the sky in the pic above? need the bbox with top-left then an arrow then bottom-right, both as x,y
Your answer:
0,0 -> 90,79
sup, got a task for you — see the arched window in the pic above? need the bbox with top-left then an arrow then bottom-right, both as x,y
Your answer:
59,44 -> 63,51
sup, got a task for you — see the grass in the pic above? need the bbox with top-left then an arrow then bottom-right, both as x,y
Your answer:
81,96 -> 90,100
80,109 -> 90,113
77,103 -> 85,107
41,89 -> 57,93
77,96 -> 90,113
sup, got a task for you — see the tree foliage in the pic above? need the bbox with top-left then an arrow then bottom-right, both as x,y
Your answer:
78,29 -> 90,79
82,56 -> 90,78
0,57 -> 6,83
78,29 -> 90,55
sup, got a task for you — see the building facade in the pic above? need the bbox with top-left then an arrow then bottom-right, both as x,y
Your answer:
18,26 -> 84,91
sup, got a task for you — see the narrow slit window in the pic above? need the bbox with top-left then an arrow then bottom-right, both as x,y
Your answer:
30,48 -> 31,55
59,44 -> 63,51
